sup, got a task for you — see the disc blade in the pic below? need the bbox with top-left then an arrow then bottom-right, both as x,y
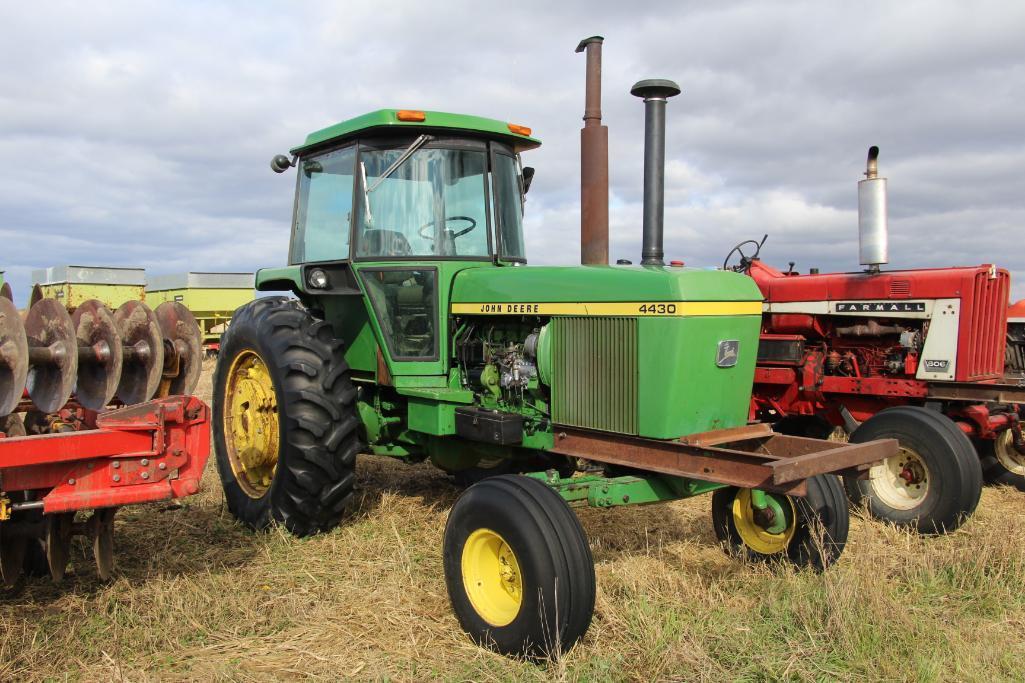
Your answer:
28,284 -> 43,309
0,297 -> 28,416
24,298 -> 77,413
72,300 -> 123,411
44,513 -> 74,583
89,507 -> 116,581
154,301 -> 203,396
113,301 -> 163,405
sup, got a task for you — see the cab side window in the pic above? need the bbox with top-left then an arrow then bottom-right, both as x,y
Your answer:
290,146 -> 356,263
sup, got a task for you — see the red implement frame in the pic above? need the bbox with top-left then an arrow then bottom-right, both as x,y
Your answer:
0,396 -> 210,514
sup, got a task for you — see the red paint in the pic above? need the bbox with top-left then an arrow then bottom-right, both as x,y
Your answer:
0,396 -> 210,514
748,258 -> 1017,440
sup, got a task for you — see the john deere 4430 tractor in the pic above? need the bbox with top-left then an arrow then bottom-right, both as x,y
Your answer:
214,82 -> 897,656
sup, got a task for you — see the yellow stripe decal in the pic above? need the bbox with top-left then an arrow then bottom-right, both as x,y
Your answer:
450,301 -> 762,316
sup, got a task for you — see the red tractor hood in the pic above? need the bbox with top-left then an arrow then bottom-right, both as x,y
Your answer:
747,259 -> 1007,303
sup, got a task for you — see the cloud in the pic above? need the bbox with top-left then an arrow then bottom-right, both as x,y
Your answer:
0,0 -> 1023,308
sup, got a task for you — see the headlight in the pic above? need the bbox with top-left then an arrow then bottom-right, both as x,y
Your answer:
307,268 -> 329,289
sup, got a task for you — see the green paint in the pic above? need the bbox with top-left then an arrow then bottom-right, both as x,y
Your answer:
255,266 -> 304,293
637,315 -> 760,437
480,364 -> 501,399
407,398 -> 457,436
526,471 -> 728,508
750,488 -> 769,510
450,264 -> 762,304
292,109 -> 541,155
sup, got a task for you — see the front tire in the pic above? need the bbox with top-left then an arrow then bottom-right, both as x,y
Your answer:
711,475 -> 848,571
845,406 -> 982,534
213,297 -> 362,536
443,474 -> 595,658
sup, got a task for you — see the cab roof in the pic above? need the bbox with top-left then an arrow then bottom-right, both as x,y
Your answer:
291,109 -> 542,155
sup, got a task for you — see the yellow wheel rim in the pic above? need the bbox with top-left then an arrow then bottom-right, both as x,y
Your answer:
461,528 -> 523,627
732,489 -> 797,555
223,350 -> 279,499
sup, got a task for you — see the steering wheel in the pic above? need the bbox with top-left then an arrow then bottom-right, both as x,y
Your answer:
419,215 -> 477,240
723,235 -> 767,272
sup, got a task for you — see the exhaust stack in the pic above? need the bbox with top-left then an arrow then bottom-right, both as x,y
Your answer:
631,79 -> 681,266
858,146 -> 888,272
576,36 -> 609,265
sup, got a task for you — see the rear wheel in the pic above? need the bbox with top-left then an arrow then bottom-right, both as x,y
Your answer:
213,297 -> 363,536
711,475 -> 848,571
443,474 -> 595,658
846,406 -> 982,534
979,430 -> 1025,492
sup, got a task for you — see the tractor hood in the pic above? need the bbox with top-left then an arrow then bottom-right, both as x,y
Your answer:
450,265 -> 762,315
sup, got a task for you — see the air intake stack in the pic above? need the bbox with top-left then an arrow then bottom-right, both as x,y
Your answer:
631,79 -> 681,266
858,145 -> 888,273
576,36 -> 609,265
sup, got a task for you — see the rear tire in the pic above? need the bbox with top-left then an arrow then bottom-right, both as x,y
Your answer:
712,475 -> 848,571
213,297 -> 363,536
443,474 -> 595,658
846,406 -> 982,534
979,430 -> 1025,492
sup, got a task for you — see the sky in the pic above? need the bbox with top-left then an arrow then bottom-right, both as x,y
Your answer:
1,1 -> 1023,304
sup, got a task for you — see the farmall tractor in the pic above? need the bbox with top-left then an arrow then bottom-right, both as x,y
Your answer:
0,285 -> 209,585
212,40 -> 898,657
733,148 -> 1025,533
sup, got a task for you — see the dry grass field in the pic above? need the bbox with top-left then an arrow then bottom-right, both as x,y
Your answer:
2,361 -> 1024,681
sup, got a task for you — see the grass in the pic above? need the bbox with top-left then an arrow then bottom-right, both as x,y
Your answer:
2,362 -> 1024,681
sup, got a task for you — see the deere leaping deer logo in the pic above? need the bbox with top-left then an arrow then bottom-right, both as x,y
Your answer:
716,340 -> 740,368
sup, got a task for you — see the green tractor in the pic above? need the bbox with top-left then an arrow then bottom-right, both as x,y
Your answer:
213,82 -> 896,656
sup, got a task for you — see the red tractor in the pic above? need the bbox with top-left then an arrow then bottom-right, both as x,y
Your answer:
730,148 -> 1025,533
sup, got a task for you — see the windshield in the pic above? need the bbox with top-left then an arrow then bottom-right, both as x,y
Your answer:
355,146 -> 490,259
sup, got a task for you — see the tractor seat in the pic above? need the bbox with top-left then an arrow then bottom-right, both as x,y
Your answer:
357,229 -> 412,258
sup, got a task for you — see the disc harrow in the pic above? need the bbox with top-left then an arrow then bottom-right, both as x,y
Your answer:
0,286 -> 210,586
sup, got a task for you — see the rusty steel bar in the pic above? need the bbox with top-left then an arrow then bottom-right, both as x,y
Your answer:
926,381 -> 1025,403
551,427 -> 807,495
576,36 -> 609,266
677,422 -> 773,447
550,426 -> 895,495
761,436 -> 896,483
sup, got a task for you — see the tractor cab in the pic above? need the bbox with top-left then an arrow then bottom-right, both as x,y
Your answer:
282,109 -> 538,266
259,109 -> 539,374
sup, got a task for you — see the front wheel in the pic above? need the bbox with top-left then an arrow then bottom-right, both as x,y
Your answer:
711,474 -> 849,571
443,475 -> 595,658
845,406 -> 982,534
213,297 -> 363,536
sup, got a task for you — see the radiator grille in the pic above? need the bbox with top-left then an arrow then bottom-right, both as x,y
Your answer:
964,270 -> 1010,380
550,317 -> 638,434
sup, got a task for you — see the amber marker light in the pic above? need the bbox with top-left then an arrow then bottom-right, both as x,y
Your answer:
396,110 -> 427,122
507,123 -> 532,136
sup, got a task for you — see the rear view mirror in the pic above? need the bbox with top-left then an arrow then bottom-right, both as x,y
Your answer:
271,154 -> 295,173
522,166 -> 535,194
